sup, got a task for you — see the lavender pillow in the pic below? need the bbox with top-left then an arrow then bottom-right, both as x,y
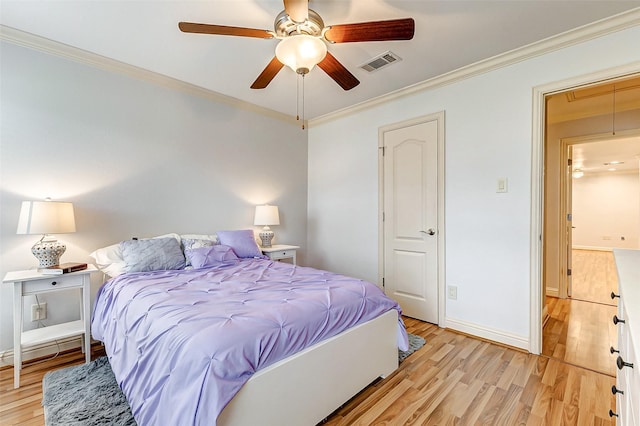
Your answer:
181,238 -> 216,266
185,245 -> 239,269
217,229 -> 263,258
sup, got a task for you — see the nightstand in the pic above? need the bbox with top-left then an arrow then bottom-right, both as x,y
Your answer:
261,245 -> 300,265
2,265 -> 97,388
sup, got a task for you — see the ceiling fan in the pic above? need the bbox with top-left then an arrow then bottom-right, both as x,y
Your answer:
178,0 -> 415,91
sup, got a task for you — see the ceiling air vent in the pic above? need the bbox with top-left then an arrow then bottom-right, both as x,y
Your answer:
360,51 -> 402,73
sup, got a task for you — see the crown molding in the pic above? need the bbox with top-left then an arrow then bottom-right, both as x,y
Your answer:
0,25 -> 298,125
309,7 -> 640,128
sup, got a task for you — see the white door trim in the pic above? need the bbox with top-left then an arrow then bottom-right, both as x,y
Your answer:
529,61 -> 640,355
378,111 -> 446,326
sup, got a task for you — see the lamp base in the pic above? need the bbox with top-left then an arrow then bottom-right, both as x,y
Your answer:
32,237 -> 66,268
259,230 -> 275,248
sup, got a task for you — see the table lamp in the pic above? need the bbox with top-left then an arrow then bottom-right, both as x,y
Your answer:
16,200 -> 76,268
254,205 -> 280,248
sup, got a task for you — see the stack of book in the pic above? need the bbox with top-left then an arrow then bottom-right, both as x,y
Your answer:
39,262 -> 88,275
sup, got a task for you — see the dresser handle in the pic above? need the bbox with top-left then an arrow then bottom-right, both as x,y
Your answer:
51,281 -> 57,286
617,356 -> 634,370
610,346 -> 620,354
610,291 -> 620,299
613,315 -> 625,325
609,409 -> 619,418
612,385 -> 624,395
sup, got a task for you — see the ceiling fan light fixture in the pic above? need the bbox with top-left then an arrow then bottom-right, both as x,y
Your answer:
276,34 -> 327,74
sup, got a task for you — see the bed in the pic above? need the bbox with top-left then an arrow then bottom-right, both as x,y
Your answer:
90,231 -> 408,426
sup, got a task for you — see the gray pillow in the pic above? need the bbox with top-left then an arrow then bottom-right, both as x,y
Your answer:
120,237 -> 185,273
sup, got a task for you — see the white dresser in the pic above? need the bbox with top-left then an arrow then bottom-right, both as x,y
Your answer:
612,249 -> 639,424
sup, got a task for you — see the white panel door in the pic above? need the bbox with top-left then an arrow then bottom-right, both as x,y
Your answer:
383,118 -> 439,323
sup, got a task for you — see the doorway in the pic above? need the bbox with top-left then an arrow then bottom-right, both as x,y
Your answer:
534,73 -> 640,371
378,112 -> 445,325
543,132 -> 640,375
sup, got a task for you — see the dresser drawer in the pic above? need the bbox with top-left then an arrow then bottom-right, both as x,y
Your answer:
626,331 -> 639,425
22,274 -> 84,295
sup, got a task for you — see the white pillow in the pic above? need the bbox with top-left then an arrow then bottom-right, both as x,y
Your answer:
90,233 -> 181,277
180,233 -> 218,244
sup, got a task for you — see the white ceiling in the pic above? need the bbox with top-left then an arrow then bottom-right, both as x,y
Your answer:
573,137 -> 640,174
1,1 -> 639,120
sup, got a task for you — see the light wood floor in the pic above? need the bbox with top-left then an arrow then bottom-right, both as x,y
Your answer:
570,249 -> 617,306
0,320 -> 615,425
323,317 -> 615,425
543,249 -> 619,376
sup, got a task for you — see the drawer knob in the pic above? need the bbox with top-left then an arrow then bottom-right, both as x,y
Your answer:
51,281 -> 57,286
610,346 -> 620,354
616,356 -> 634,370
610,291 -> 620,299
612,385 -> 624,395
613,315 -> 625,325
609,409 -> 618,418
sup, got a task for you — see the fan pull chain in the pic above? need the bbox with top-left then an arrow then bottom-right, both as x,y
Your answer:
301,73 -> 305,130
296,74 -> 300,122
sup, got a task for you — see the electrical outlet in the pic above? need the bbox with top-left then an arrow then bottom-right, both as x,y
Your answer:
31,303 -> 47,322
447,285 -> 458,300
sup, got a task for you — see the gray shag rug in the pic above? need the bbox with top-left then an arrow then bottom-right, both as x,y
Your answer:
399,333 -> 426,362
42,356 -> 136,426
42,334 -> 425,425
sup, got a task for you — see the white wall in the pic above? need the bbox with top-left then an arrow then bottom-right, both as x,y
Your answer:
0,42 -> 308,356
573,171 -> 640,249
307,25 -> 640,348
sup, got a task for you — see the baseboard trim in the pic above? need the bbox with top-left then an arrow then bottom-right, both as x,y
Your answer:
0,337 -> 83,368
546,288 -> 559,297
446,317 -> 529,351
572,245 -> 614,252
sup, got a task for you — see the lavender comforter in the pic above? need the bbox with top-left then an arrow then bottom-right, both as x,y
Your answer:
92,258 -> 407,425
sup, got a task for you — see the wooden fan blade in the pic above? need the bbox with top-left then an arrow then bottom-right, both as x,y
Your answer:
251,57 -> 284,89
178,22 -> 273,39
283,0 -> 308,23
317,52 -> 360,91
324,18 -> 415,43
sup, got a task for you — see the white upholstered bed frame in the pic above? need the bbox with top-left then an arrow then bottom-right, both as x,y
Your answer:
218,309 -> 399,425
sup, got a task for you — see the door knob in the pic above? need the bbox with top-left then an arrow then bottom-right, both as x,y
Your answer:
420,229 -> 436,236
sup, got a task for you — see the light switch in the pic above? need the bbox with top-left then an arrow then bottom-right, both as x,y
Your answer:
496,177 -> 508,193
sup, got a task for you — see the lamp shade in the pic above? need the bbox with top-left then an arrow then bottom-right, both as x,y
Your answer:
17,201 -> 76,235
275,34 -> 327,74
254,205 -> 280,226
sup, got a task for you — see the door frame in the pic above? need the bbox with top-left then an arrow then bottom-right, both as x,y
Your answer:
529,62 -> 640,354
556,131 -> 640,300
378,111 -> 446,326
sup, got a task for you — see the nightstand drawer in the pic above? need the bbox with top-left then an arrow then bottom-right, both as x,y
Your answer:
269,250 -> 294,260
22,274 -> 83,295
261,245 -> 299,265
